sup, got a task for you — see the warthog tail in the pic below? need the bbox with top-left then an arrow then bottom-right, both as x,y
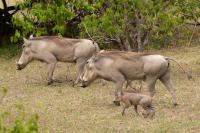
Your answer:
29,34 -> 34,39
165,57 -> 192,80
93,42 -> 100,52
83,23 -> 100,52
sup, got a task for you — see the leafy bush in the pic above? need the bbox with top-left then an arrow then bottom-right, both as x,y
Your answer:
1,0 -> 199,56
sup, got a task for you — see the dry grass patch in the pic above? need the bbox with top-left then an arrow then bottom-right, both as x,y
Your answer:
0,47 -> 200,133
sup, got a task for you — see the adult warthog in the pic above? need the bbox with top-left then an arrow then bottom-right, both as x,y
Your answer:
16,36 -> 99,85
81,51 -> 191,106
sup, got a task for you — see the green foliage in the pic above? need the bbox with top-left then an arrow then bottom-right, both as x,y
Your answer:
177,0 -> 200,22
11,0 -> 200,51
0,86 -> 39,133
80,0 -> 126,44
12,0 -> 99,42
9,114 -> 39,133
0,111 -> 39,133
12,0 -> 76,41
80,0 -> 185,50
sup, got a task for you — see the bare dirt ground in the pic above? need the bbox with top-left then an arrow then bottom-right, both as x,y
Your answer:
0,46 -> 200,133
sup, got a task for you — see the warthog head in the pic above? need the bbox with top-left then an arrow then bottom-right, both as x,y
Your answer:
16,38 -> 34,70
81,56 -> 99,88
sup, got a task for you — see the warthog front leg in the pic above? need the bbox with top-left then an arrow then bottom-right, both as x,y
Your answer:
37,52 -> 57,85
74,59 -> 86,86
142,107 -> 155,118
113,73 -> 125,106
47,62 -> 56,85
134,105 -> 139,115
145,76 -> 157,97
122,104 -> 129,116
114,82 -> 124,106
45,54 -> 57,85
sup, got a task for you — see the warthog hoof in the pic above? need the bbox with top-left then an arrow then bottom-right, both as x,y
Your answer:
173,103 -> 178,107
72,82 -> 78,87
113,101 -> 120,106
47,80 -> 53,85
53,79 -> 62,83
142,113 -> 148,118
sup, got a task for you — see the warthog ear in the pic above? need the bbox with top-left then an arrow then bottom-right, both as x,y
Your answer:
23,38 -> 31,47
99,50 -> 105,53
29,34 -> 34,39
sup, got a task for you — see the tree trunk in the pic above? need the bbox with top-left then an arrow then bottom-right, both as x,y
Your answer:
134,11 -> 151,52
137,35 -> 143,52
0,0 -> 19,45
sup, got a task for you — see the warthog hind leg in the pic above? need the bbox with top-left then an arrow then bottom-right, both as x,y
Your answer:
159,70 -> 178,106
122,105 -> 129,116
133,105 -> 139,115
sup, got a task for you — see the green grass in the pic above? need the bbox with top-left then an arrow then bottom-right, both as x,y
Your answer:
0,45 -> 19,58
0,46 -> 200,133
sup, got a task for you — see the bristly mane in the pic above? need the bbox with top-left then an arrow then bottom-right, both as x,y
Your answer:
29,36 -> 62,40
29,36 -> 82,45
97,51 -> 154,60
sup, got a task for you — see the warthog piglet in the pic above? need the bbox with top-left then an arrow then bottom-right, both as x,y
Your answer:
120,91 -> 155,118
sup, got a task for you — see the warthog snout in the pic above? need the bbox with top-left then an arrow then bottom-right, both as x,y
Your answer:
16,63 -> 25,70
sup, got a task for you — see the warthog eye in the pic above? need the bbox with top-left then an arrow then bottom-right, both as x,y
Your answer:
22,45 -> 25,49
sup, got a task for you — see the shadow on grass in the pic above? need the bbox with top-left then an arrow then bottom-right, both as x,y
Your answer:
0,45 -> 19,59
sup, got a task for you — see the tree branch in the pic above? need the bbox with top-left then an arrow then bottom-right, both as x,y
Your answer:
143,29 -> 150,47
83,23 -> 94,42
186,22 -> 200,26
2,0 -> 7,10
187,23 -> 196,46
